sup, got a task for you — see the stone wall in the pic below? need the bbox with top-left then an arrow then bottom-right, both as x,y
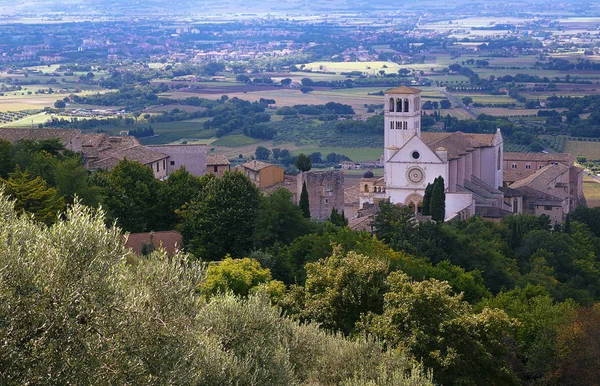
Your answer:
297,171 -> 345,221
147,144 -> 207,176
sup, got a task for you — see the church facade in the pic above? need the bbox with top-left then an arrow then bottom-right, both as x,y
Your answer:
360,86 -> 507,221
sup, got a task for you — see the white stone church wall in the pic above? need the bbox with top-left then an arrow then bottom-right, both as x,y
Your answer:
445,192 -> 475,220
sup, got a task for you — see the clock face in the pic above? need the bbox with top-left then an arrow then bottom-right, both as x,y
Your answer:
407,167 -> 425,183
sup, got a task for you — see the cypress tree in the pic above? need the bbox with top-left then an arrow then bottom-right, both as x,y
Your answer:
430,176 -> 446,222
299,181 -> 310,218
422,182 -> 433,216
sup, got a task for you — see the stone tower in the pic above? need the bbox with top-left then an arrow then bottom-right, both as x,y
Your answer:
297,171 -> 345,221
384,86 -> 422,162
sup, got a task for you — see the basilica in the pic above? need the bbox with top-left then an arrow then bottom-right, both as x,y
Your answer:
359,86 -> 507,221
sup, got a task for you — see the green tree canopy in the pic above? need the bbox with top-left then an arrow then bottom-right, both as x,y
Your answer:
295,153 -> 312,172
253,188 -> 312,249
100,159 -> 159,232
299,181 -> 310,218
0,139 -> 13,179
361,271 -> 517,385
429,176 -> 445,222
255,145 -> 271,160
1,166 -> 63,225
0,191 -> 432,385
155,166 -> 203,230
285,247 -> 389,335
372,199 -> 417,253
181,171 -> 262,260
198,257 -> 283,298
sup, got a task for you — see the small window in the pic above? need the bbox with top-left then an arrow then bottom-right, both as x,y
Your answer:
170,161 -> 175,166
525,164 -> 531,169
325,198 -> 329,204
163,159 -> 166,169
411,151 -> 420,160
528,202 -> 535,210
213,165 -> 218,173
156,163 -> 159,172
544,205 -> 553,210
364,184 -> 369,193
539,165 -> 544,169
511,163 -> 517,169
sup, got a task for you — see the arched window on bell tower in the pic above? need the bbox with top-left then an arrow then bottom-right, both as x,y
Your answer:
404,99 -> 409,113
396,98 -> 402,112
389,98 -> 395,112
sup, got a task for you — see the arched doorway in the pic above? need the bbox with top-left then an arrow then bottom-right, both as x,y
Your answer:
404,193 -> 423,214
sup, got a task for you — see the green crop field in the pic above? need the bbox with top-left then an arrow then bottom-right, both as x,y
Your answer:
584,176 -> 600,208
451,93 -> 517,104
299,61 -> 401,75
564,139 -> 600,159
211,134 -> 260,147
292,147 -> 382,162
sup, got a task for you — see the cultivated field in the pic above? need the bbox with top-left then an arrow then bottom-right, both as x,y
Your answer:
299,61 -> 402,75
564,140 -> 600,159
584,176 -> 600,208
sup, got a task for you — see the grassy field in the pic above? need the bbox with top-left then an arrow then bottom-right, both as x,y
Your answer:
564,140 -> 600,159
299,61 -> 401,75
473,107 -> 540,117
211,134 -> 260,147
584,176 -> 600,208
451,93 -> 517,104
292,147 -> 382,162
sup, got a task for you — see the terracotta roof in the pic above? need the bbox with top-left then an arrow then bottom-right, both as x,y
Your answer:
421,131 -> 498,160
0,128 -> 80,145
476,206 -> 513,219
385,86 -> 421,94
503,152 -> 572,164
124,231 -> 182,256
117,145 -> 168,165
509,164 -> 570,200
349,215 -> 373,231
463,133 -> 496,147
345,184 -> 360,204
81,133 -> 108,147
242,160 -> 280,172
80,133 -> 167,170
421,132 -> 474,160
502,186 -> 524,197
504,170 -> 529,184
207,154 -> 230,166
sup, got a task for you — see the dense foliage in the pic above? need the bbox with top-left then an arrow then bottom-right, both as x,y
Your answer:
3,145 -> 600,385
0,193 -> 434,385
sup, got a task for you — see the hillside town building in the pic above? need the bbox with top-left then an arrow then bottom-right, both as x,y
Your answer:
206,154 -> 231,176
360,86 -> 507,221
237,160 -> 285,188
0,128 -> 206,180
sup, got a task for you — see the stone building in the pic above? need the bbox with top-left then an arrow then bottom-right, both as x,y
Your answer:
239,160 -> 284,188
206,154 -> 231,176
0,128 -> 207,180
297,171 -> 344,221
503,152 -> 575,185
0,128 -> 83,152
501,151 -> 585,223
360,86 -> 508,221
148,144 -> 207,176
81,133 -> 169,179
503,163 -> 583,224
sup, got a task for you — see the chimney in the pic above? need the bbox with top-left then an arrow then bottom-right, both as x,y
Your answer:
436,147 -> 448,162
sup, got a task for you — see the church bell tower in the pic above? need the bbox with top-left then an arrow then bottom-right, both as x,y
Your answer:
384,86 -> 422,161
